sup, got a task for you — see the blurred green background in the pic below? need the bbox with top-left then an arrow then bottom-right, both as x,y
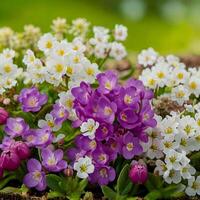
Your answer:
1,0 -> 200,54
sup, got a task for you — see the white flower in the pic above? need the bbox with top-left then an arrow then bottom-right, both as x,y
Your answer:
74,156 -> 94,179
51,40 -> 69,58
185,176 -> 200,196
58,91 -> 74,110
82,60 -> 100,84
114,24 -> 127,41
23,49 -> 36,65
164,169 -> 182,184
38,113 -> 61,132
154,160 -> 168,176
146,138 -> 163,159
0,59 -> 18,77
171,85 -> 189,105
151,63 -> 169,88
138,48 -> 158,67
2,48 -> 15,60
139,68 -> 157,89
171,68 -> 189,85
38,33 -> 57,53
181,165 -> 196,180
165,149 -> 183,170
178,116 -> 197,138
109,42 -> 127,61
46,58 -> 67,78
80,119 -> 99,139
187,76 -> 200,97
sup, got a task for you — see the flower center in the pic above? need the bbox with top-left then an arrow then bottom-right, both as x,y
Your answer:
124,95 -> 132,104
80,164 -> 87,173
55,64 -> 64,73
33,171 -> 42,181
45,41 -> 53,49
99,168 -> 108,178
28,96 -> 38,107
86,67 -> 94,76
189,82 -> 197,90
177,73 -> 183,79
104,107 -> 112,116
105,81 -> 112,90
126,142 -> 134,151
48,156 -> 57,166
3,64 -> 11,73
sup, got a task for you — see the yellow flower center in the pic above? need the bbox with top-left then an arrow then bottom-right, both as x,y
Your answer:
189,82 -> 197,90
55,64 -> 64,73
126,142 -> 134,151
45,41 -> 53,49
124,95 -> 132,104
4,64 -> 11,73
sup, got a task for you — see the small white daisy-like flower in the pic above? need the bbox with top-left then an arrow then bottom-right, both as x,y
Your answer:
171,85 -> 189,106
185,176 -> 200,196
187,76 -> 200,97
74,156 -> 94,179
38,113 -> 62,132
38,33 -> 57,53
163,169 -> 182,184
80,118 -> 99,139
109,42 -> 127,61
138,47 -> 158,67
114,24 -> 128,41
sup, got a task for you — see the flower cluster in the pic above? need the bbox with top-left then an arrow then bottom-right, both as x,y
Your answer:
67,70 -> 156,185
142,108 -> 200,196
0,49 -> 22,94
139,48 -> 200,106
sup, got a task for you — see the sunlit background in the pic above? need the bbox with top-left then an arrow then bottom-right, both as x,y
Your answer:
1,0 -> 200,54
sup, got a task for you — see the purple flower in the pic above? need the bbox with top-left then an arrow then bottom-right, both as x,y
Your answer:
4,118 -> 29,138
129,162 -> 148,184
23,159 -> 46,191
72,82 -> 93,105
0,107 -> 9,125
18,87 -> 47,112
23,127 -> 53,148
118,108 -> 140,129
121,132 -> 143,159
41,148 -> 67,172
50,103 -> 68,124
92,147 -> 109,165
96,96 -> 117,124
90,166 -> 116,185
95,123 -> 113,141
97,70 -> 118,94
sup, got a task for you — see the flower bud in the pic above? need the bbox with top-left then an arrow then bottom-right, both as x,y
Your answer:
0,108 -> 9,125
129,163 -> 148,184
13,142 -> 30,160
3,98 -> 10,105
64,166 -> 73,177
1,150 -> 20,171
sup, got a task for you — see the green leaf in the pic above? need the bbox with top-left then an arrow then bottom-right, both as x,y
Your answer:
46,174 -> 66,194
101,186 -> 117,200
144,190 -> 162,200
0,187 -> 21,194
47,191 -> 64,199
78,179 -> 88,192
190,151 -> 200,171
117,164 -> 130,194
0,175 -> 16,190
145,173 -> 163,191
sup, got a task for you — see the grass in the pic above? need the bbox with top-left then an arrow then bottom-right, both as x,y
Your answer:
0,0 -> 200,54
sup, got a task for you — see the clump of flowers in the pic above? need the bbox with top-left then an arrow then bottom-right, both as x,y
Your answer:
67,70 -> 156,185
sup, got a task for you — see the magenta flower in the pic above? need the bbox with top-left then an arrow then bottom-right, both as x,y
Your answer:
41,148 -> 67,172
122,132 -> 143,159
0,108 -> 9,125
12,141 -> 30,160
97,70 -> 118,94
23,159 -> 46,191
129,162 -> 148,184
1,150 -> 20,171
4,118 -> 29,138
18,87 -> 47,112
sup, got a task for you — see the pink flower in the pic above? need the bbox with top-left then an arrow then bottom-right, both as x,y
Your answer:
129,162 -> 148,184
0,108 -> 9,125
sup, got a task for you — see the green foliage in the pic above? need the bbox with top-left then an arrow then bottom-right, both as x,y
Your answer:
46,174 -> 88,200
